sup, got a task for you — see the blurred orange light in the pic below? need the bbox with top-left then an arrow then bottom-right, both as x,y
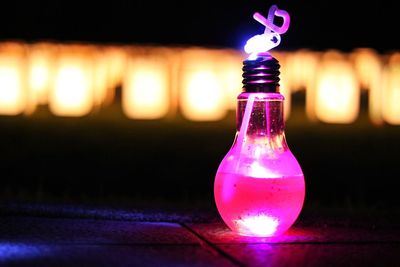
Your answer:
90,46 -> 109,109
382,53 -> 400,125
351,48 -> 382,90
0,41 -> 395,125
49,45 -> 93,117
313,51 -> 360,123
104,46 -> 128,104
26,43 -> 57,113
180,49 -> 227,121
122,54 -> 169,119
184,71 -> 223,118
285,49 -> 319,92
217,50 -> 243,110
0,43 -> 26,115
351,48 -> 384,125
272,51 -> 291,120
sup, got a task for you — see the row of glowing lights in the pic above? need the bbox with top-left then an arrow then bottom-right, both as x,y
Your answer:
0,42 -> 399,124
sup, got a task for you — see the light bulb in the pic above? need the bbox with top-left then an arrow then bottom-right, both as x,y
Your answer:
214,5 -> 305,237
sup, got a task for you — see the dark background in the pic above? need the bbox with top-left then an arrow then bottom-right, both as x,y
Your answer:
0,0 -> 399,52
0,0 -> 399,218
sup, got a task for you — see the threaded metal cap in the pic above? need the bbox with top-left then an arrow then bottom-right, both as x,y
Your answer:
242,54 -> 280,92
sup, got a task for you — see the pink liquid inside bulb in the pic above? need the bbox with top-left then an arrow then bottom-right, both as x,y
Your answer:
214,92 -> 305,237
215,169 -> 305,237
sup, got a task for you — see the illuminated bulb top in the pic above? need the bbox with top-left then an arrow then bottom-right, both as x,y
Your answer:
242,5 -> 290,93
244,5 -> 290,60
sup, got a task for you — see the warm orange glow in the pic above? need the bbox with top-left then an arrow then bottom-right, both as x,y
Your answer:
104,46 -> 128,104
272,51 -> 291,120
182,70 -> 225,120
26,43 -> 57,113
285,49 -> 319,92
0,43 -> 26,115
351,48 -> 382,90
277,50 -> 322,122
382,53 -> 400,125
217,50 -> 243,110
180,49 -> 227,121
0,41 -> 396,125
30,63 -> 48,96
279,81 -> 291,121
122,54 -> 169,119
90,46 -> 108,109
49,45 -> 93,117
0,67 -> 24,115
163,47 -> 181,117
351,48 -> 384,125
313,51 -> 360,123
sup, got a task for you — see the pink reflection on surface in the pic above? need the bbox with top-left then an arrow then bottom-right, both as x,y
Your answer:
190,223 -> 316,244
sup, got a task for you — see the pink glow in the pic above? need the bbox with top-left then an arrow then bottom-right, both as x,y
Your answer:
214,93 -> 305,237
236,94 -> 255,153
259,5 -> 290,34
244,5 -> 290,58
215,164 -> 305,237
234,214 -> 279,237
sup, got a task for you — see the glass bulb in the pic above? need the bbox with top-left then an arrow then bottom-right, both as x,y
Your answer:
214,54 -> 305,237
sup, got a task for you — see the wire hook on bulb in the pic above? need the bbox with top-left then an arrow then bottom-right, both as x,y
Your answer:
244,5 -> 291,59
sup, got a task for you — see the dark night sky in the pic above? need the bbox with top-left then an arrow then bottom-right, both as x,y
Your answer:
0,0 -> 399,52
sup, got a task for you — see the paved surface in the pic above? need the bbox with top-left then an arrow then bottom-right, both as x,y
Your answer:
0,205 -> 399,267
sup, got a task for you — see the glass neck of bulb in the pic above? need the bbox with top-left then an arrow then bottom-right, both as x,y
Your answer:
235,54 -> 286,150
235,92 -> 287,151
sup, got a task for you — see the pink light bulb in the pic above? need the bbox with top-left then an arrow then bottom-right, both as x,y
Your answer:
214,6 -> 305,237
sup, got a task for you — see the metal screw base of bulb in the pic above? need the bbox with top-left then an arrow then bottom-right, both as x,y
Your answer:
242,54 -> 280,93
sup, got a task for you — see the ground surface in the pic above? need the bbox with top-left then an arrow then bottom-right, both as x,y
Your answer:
0,203 -> 399,267
1,103 -> 400,266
